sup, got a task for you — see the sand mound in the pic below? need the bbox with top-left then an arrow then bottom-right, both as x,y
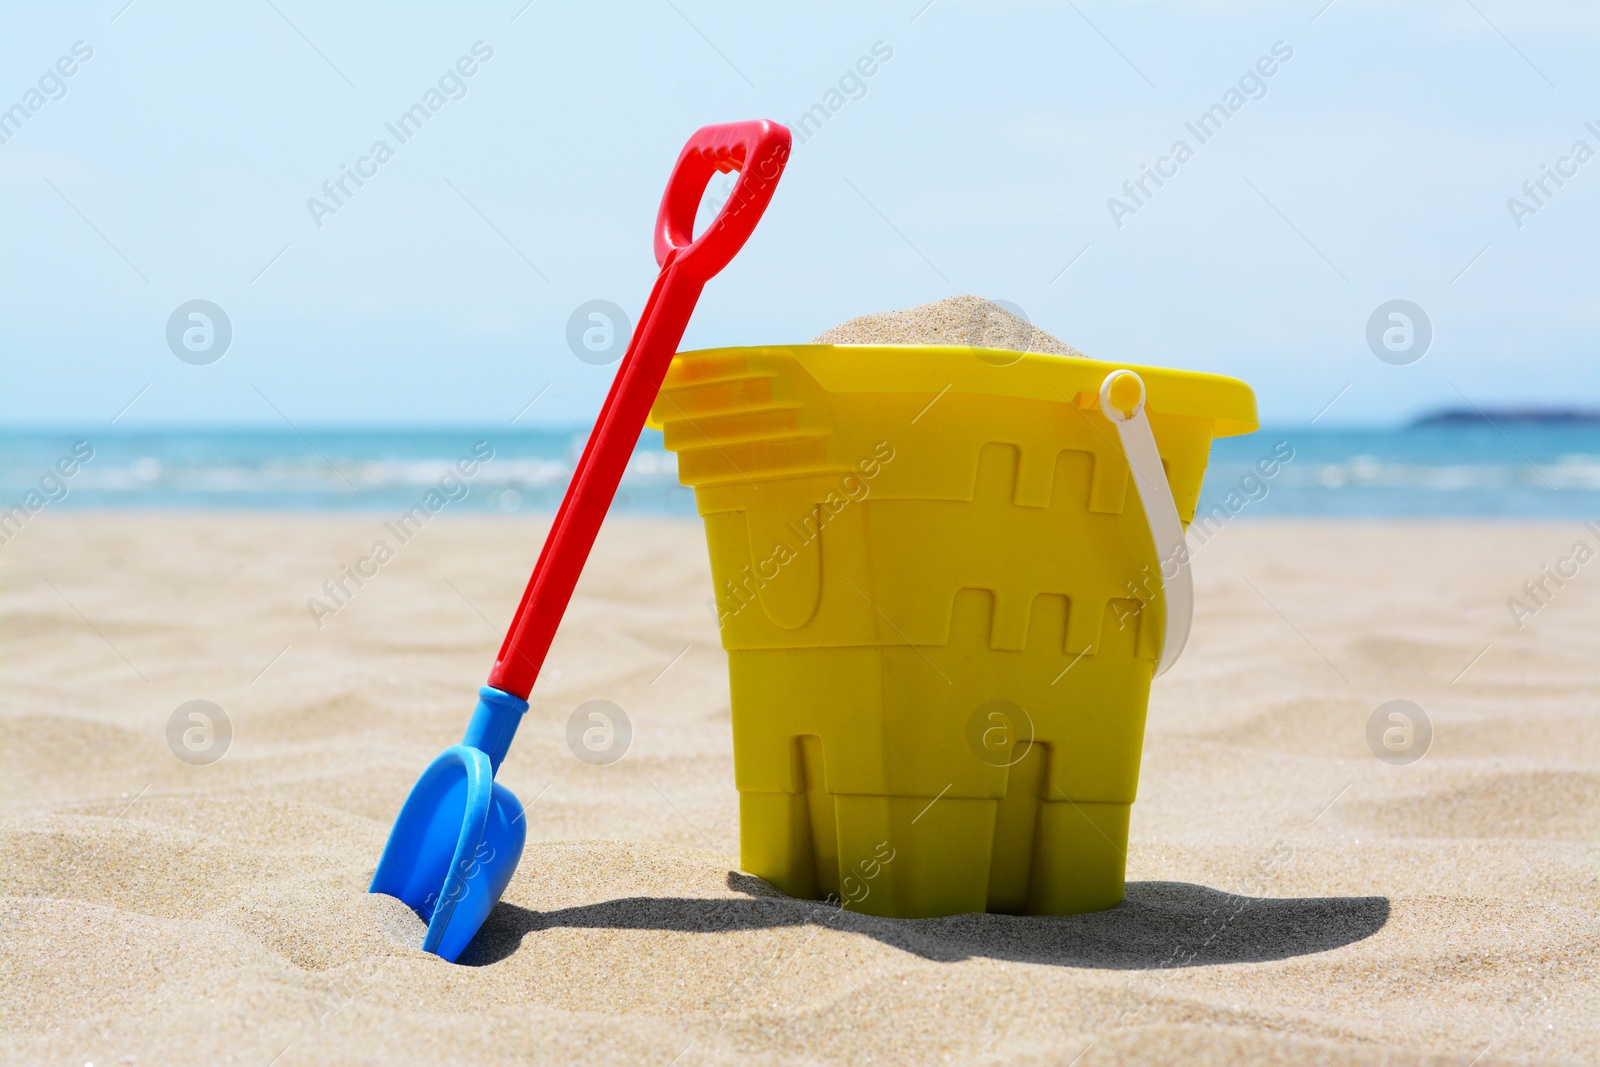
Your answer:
811,295 -> 1086,357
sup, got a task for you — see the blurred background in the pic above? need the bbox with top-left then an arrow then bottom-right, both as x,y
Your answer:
3,0 -> 1595,518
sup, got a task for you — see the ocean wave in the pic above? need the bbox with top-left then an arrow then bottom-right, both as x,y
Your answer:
6,426 -> 1597,516
57,451 -> 680,495
1269,455 -> 1600,492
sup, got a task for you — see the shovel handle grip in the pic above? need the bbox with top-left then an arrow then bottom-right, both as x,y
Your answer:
487,121 -> 791,700
655,119 -> 791,281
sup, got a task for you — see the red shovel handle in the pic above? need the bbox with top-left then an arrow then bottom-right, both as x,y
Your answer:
487,120 -> 791,699
656,119 -> 792,280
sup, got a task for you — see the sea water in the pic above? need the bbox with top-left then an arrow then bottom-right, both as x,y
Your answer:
1,423 -> 1595,519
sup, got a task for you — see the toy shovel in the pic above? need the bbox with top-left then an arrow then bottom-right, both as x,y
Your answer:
370,120 -> 792,962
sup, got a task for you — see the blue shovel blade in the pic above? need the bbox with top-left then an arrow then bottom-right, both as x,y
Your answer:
369,744 -> 526,962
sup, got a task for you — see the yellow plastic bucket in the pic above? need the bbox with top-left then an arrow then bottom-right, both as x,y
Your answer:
649,344 -> 1256,917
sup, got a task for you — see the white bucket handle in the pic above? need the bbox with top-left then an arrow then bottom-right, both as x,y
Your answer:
1097,369 -> 1192,678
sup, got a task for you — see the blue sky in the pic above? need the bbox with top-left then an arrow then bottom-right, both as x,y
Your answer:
2,0 -> 1595,428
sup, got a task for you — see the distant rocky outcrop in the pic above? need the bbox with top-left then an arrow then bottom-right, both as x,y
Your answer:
1411,408 -> 1599,427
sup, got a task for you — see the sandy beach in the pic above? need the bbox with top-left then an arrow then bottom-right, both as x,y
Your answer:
2,514 -> 1594,1066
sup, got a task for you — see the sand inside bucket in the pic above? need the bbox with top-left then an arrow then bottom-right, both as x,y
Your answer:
811,295 -> 1086,357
